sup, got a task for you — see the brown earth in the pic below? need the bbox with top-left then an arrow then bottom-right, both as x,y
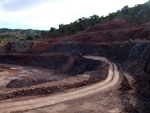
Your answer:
0,18 -> 150,112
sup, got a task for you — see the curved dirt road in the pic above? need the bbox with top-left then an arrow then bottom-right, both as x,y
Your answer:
0,56 -> 120,113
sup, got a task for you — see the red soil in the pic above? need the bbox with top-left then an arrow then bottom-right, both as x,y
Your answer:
26,18 -> 150,53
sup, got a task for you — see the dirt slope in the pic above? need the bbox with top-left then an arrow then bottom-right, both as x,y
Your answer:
3,18 -> 150,54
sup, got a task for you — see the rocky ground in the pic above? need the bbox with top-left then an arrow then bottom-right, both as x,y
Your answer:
0,18 -> 150,112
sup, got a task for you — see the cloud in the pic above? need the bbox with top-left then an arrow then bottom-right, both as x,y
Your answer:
0,0 -> 148,30
0,0 -> 53,12
0,21 -> 33,30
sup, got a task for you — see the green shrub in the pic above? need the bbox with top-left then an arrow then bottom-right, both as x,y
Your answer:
128,38 -> 133,42
26,35 -> 34,40
19,39 -> 26,41
13,37 -> 19,39
0,38 -> 2,43
35,34 -> 40,39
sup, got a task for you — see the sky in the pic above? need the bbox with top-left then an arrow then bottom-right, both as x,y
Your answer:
0,0 -> 148,30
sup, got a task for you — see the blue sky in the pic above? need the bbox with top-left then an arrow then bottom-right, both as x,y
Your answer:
0,0 -> 148,30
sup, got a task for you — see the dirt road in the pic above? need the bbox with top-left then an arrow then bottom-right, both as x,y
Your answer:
0,56 -> 120,113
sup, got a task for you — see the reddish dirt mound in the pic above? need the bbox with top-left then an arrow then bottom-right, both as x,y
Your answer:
3,18 -> 150,54
85,18 -> 133,32
60,18 -> 150,43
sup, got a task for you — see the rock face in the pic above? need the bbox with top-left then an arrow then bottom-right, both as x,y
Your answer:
103,42 -> 150,101
65,57 -> 103,76
143,54 -> 150,99
0,55 -> 69,70
0,54 -> 104,77
5,41 -> 33,53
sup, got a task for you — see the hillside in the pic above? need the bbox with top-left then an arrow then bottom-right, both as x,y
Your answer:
0,28 -> 41,39
42,1 -> 150,38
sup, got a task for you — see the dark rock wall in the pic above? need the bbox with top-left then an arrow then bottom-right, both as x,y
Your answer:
0,55 -> 68,70
5,41 -> 33,53
66,57 -> 103,76
97,42 -> 150,100
0,55 -> 104,77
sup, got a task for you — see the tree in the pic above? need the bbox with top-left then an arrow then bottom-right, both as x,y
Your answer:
79,23 -> 83,30
90,15 -> 99,20
59,24 -> 65,33
59,24 -> 64,29
41,30 -> 47,36
0,38 -> 2,43
121,5 -> 129,14
0,36 -> 4,39
35,34 -> 40,39
108,13 -> 115,20
26,35 -> 34,40
50,27 -> 56,32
